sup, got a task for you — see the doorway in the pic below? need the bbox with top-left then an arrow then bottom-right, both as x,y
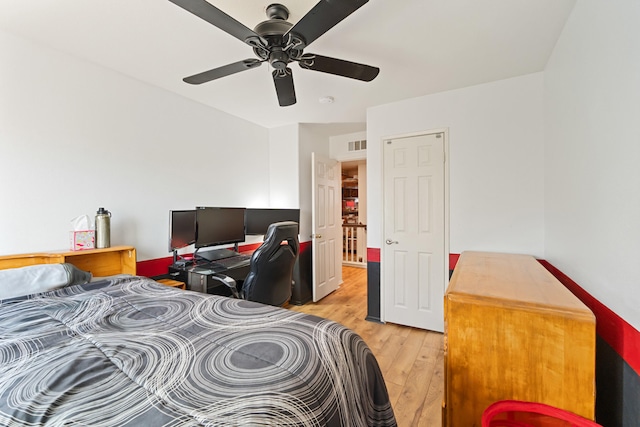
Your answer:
382,131 -> 449,332
341,161 -> 367,268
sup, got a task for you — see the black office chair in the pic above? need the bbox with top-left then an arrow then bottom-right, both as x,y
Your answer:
212,221 -> 299,307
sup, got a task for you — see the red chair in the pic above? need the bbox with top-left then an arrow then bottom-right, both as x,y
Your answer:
482,400 -> 602,427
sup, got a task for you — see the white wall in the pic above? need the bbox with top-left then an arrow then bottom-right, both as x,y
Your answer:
0,29 -> 269,261
330,131 -> 367,161
544,1 -> 640,330
268,124 -> 300,210
367,73 -> 546,256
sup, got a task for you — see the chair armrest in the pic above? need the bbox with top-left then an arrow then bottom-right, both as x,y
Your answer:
210,273 -> 240,298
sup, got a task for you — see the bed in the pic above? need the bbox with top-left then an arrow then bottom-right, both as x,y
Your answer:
0,250 -> 396,426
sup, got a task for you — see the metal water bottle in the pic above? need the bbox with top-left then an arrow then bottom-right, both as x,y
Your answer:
95,207 -> 111,249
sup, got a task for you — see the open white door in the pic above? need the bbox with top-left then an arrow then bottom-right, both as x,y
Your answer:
383,132 -> 447,331
311,153 -> 342,302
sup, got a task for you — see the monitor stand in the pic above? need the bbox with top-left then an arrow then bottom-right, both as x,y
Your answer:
195,247 -> 239,262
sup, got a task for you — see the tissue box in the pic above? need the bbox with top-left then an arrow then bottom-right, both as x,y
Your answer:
70,230 -> 95,251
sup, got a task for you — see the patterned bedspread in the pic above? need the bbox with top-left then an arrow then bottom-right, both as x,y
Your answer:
0,276 -> 396,426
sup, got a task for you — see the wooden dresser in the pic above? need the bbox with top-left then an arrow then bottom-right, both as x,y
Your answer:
443,251 -> 595,426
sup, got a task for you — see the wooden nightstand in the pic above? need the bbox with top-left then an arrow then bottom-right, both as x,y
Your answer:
157,278 -> 186,290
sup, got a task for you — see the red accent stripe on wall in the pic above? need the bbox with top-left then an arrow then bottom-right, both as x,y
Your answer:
539,260 -> 640,377
449,253 -> 460,270
367,249 -> 458,267
367,247 -> 380,263
238,243 -> 262,253
137,257 -> 173,277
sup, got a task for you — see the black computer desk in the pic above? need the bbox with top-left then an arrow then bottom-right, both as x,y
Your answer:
168,258 -> 251,295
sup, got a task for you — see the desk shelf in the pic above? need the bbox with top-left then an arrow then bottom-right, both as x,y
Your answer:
157,278 -> 186,290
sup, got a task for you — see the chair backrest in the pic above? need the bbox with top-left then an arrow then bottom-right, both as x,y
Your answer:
242,221 -> 299,306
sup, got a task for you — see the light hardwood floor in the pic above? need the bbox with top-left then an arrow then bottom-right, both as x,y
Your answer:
287,266 -> 444,427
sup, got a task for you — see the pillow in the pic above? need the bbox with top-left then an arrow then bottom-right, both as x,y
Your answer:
0,263 -> 92,300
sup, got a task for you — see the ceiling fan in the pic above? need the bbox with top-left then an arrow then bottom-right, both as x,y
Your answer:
168,0 -> 380,106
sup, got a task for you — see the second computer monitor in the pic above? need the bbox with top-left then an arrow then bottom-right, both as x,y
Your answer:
195,207 -> 246,248
245,208 -> 300,235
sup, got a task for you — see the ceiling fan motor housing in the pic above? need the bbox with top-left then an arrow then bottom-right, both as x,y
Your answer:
252,3 -> 305,67
253,17 -> 292,37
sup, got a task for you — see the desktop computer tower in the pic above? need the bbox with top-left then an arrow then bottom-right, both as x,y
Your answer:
187,268 -> 233,296
187,269 -> 209,293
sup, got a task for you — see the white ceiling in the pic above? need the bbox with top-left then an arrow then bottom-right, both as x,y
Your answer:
0,0 -> 576,129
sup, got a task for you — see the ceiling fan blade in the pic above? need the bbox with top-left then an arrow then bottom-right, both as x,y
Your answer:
286,0 -> 368,48
183,59 -> 263,85
272,68 -> 296,107
298,54 -> 379,81
168,0 -> 265,46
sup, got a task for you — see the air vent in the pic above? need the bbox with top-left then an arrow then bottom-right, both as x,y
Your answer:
348,140 -> 367,151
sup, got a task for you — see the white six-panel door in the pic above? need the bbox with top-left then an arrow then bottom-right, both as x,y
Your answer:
312,153 -> 342,302
383,133 -> 446,331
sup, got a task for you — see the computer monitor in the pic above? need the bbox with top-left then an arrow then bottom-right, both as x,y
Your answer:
244,208 -> 300,235
168,210 -> 196,252
195,207 -> 246,248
